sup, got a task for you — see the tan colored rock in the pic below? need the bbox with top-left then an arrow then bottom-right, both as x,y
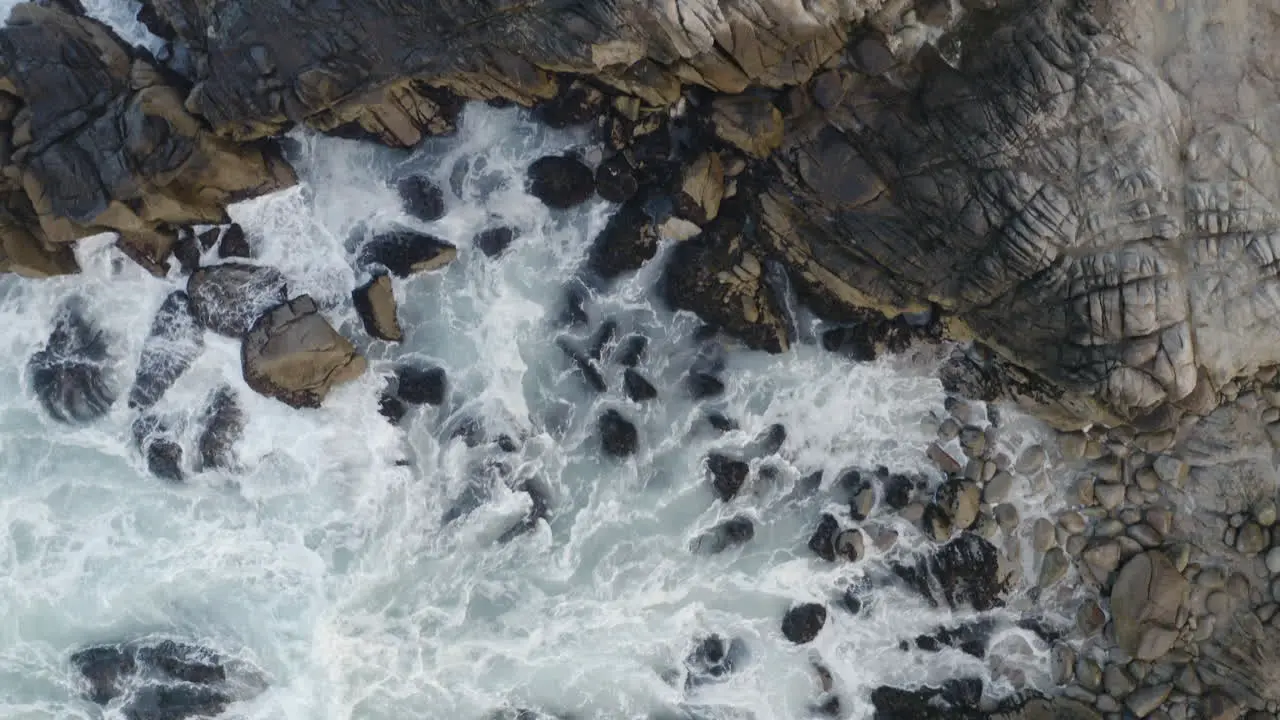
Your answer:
711,96 -> 784,158
352,274 -> 403,342
675,152 -> 725,225
241,295 -> 366,408
1111,551 -> 1189,660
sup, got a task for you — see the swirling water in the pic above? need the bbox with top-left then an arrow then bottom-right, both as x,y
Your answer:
0,7 -> 1067,720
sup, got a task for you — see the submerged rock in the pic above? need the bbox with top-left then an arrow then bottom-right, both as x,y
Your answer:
132,414 -> 184,482
623,368 -> 658,402
241,295 -> 367,408
706,453 -> 749,501
686,372 -> 725,399
614,334 -> 648,367
196,385 -> 244,471
690,515 -> 754,555
684,634 -> 750,689
527,155 -> 595,209
474,226 -> 516,257
28,298 -> 117,424
357,229 -> 458,277
497,476 -> 553,544
891,533 -> 1005,611
187,263 -> 288,338
397,175 -> 446,222
556,335 -> 606,393
352,274 -> 403,342
129,291 -> 204,410
598,409 -> 638,457
781,603 -> 827,644
394,364 -> 447,406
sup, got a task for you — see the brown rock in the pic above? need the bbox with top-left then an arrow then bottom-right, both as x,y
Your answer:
1111,551 -> 1189,660
352,274 -> 403,342
675,152 -> 725,225
241,295 -> 367,408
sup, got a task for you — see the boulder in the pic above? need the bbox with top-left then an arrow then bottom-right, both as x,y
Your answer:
394,364 -> 446,405
216,224 -> 252,259
587,197 -> 659,280
240,295 -> 367,408
196,385 -> 243,471
397,175 -> 446,222
527,156 -> 595,209
686,372 -> 725,399
781,603 -> 826,644
352,274 -> 403,342
187,263 -> 288,338
598,408 -> 638,457
131,414 -> 184,482
1110,551 -> 1188,660
474,226 -> 516,258
891,533 -> 1005,611
808,513 -> 840,561
28,298 -> 117,424
706,453 -> 749,501
128,291 -> 204,410
675,153 -> 725,225
623,368 -> 658,402
690,515 -> 754,555
356,229 -> 457,277
595,156 -> 638,203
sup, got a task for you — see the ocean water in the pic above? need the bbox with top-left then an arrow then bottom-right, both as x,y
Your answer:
0,5 -> 1067,719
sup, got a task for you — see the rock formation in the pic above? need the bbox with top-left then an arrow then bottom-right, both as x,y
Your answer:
240,295 -> 366,408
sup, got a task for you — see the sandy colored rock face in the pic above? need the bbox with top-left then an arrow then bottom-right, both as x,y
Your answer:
241,295 -> 366,409
352,274 -> 403,342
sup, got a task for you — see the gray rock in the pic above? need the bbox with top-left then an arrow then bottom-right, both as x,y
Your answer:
995,503 -> 1020,531
959,424 -> 987,457
983,470 -> 1014,503
1039,547 -> 1070,587
1060,511 -> 1088,535
1032,517 -> 1057,552
1145,508 -> 1173,537
1126,684 -> 1173,717
1096,482 -> 1126,510
927,442 -> 963,474
1104,665 -> 1135,698
1053,642 -> 1077,684
1015,444 -> 1046,474
1153,457 -> 1189,488
937,418 -> 960,441
1265,547 -> 1280,575
1127,523 -> 1164,549
1076,656 -> 1102,692
937,479 -> 980,530
1111,552 -> 1188,660
1061,434 -> 1088,461
1255,499 -> 1278,528
1235,522 -> 1268,555
1083,540 -> 1122,579
1135,467 -> 1162,492
1077,599 -> 1106,635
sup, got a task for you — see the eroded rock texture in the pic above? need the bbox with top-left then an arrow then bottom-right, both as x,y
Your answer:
128,290 -> 203,410
28,297 -> 116,424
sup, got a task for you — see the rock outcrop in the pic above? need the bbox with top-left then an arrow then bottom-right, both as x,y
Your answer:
28,297 -> 116,424
241,295 -> 366,408
128,290 -> 203,409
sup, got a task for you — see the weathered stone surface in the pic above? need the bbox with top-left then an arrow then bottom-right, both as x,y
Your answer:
241,295 -> 366,408
1111,551 -> 1188,660
356,230 -> 457,278
187,263 -> 288,338
196,385 -> 243,471
28,297 -> 116,424
128,290 -> 203,410
352,274 -> 403,342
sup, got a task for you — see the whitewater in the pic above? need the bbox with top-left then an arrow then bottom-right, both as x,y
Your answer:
0,3 -> 1068,719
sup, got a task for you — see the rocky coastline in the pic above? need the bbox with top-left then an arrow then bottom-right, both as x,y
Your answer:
4,0 -> 1279,718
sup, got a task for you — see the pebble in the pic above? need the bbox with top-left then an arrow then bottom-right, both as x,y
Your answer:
1039,547 -> 1070,587
959,425 -> 986,457
983,471 -> 1014,503
1083,541 -> 1121,578
1258,603 -> 1278,623
1096,482 -> 1125,510
994,503 -> 1020,531
1096,694 -> 1120,712
1060,511 -> 1087,534
1266,547 -> 1280,574
1076,656 -> 1102,691
1095,519 -> 1125,537
1198,567 -> 1225,589
1052,643 -> 1076,684
1224,527 -> 1237,548
1015,444 -> 1046,474
1153,456 -> 1188,487
1230,513 -> 1247,529
1146,508 -> 1173,536
1060,433 -> 1088,460
982,461 -> 998,482
1227,572 -> 1251,599
1032,518 -> 1057,552
1127,523 -> 1163,549
1125,485 -> 1145,505
1135,468 -> 1161,491
1077,599 -> 1106,635
1257,499 -> 1278,527
1174,664 -> 1202,695
1119,507 -> 1141,525
1116,535 -> 1144,560
1206,591 -> 1232,616
1074,475 -> 1097,505
1084,439 -> 1105,460
1236,522 -> 1268,555
1272,578 -> 1280,603
1167,543 -> 1190,572
1066,534 -> 1087,556
1104,665 -> 1135,698
937,418 -> 960,441
901,502 -> 925,523
1126,684 -> 1173,717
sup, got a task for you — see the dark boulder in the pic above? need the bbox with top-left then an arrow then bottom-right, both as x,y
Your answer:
357,229 -> 458,278
394,364 -> 446,405
747,424 -> 786,456
587,197 -> 658,280
186,263 -> 288,338
216,224 -> 251,259
690,515 -> 754,555
352,274 -> 404,342
686,372 -> 724,399
587,319 -> 618,360
28,298 -> 117,424
911,619 -> 994,658
129,291 -> 204,410
378,392 -> 408,424
807,513 -> 840,561
598,409 -> 638,457
890,533 -> 1005,611
684,634 -> 750,689
555,336 -> 606,393
706,453 -> 749,501
474,226 -> 516,257
397,175 -> 446,222
527,156 -> 595,209
594,155 -> 638,203
623,368 -> 657,402
781,603 -> 827,644
557,284 -> 590,327
868,680 -> 995,720
132,414 -> 184,482
497,476 -> 553,544
704,413 -> 737,433
532,79 -> 604,129
172,230 -> 201,274
196,386 -> 243,471
614,334 -> 648,367
881,472 -> 915,510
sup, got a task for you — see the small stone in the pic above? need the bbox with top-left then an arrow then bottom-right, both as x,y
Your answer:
1236,523 -> 1268,555
1166,543 -> 1191,573
1032,517 -> 1057,552
834,529 -> 865,562
1015,444 -> 1046,474
1153,456 -> 1188,487
1052,643 -> 1076,684
1083,541 -> 1121,578
1066,534 -> 1087,556
1201,691 -> 1241,720
1076,657 -> 1102,691
1077,599 -> 1106,635
1084,439 -> 1105,460
1198,567 -> 1226,589
1259,603 -> 1278,623
1125,485 -> 1146,505
1128,524 -> 1163,549
1224,526 -> 1237,549
927,442 -> 963,474
1136,626 -> 1179,660
1119,508 -> 1142,525
851,486 -> 876,521
937,479 -> 980,530
959,425 -> 987,457
1256,499 -> 1278,527
1060,433 -> 1088,460
598,409 -> 638,457
1095,694 -> 1119,713
1135,468 -> 1162,491
1230,513 -> 1247,529
924,503 -> 952,542
1096,483 -> 1126,510
1206,591 -> 1232,616
937,418 -> 960,441
995,503 -> 1019,531
1095,518 -> 1125,537
1039,547 -> 1070,587
1103,665 -> 1135,698
1145,508 -> 1173,536
1074,475 -> 1097,505
1060,511 -> 1087,534
984,471 -> 1014,503
1126,685 -> 1173,717
981,459 -> 998,483
1174,664 -> 1202,695
1266,547 -> 1280,575
901,502 -> 926,523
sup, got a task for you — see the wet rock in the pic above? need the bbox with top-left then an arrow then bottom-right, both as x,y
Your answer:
707,453 -> 750,501
923,502 -> 952,542
532,79 -> 604,129
936,479 -> 980,530
172,229 -> 202,274
1126,684 -> 1172,717
357,229 -> 458,278
132,414 -> 183,482
587,320 -> 618,360
397,175 -> 445,223
684,634 -> 750,689
781,603 -> 826,644
705,413 -> 738,433
129,291 -> 204,410
598,409 -> 638,457
675,152 -> 725,225
187,263 -> 288,338
691,515 -> 755,555
241,295 -> 366,408
587,198 -> 659,280
808,513 -> 840,561
474,227 -> 516,258
70,638 -> 255,719
1016,445 -> 1046,474
352,274 -> 403,342
28,298 -> 117,424
913,619 -> 993,658
394,364 -> 446,406
983,471 -> 1014,503
614,334 -> 648,367
595,155 -> 638,203
555,336 -> 606,393
623,368 -> 658,402
1111,551 -> 1188,660
686,372 -> 725,399
196,385 -> 243,471
834,529 -> 865,562
527,155 -> 595,209
891,533 -> 1005,611
747,424 -> 787,457
927,442 -> 963,474
1038,547 -> 1070,587
378,392 -> 408,424
1236,522 -> 1267,555
497,477 -> 553,544
216,223 -> 251,260
881,473 -> 914,510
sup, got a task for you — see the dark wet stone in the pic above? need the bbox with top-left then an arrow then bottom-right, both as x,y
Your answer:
449,415 -> 487,448
913,619 -> 993,658
527,155 -> 595,209
378,392 -> 408,424
132,415 -> 184,483
187,263 -> 288,338
598,409 -> 638,457
474,227 -> 516,257
196,385 -> 243,472
587,319 -> 618,360
781,603 -> 827,644
29,298 -> 116,424
197,227 -> 221,251
836,469 -> 873,521
357,229 -> 457,278
173,229 -> 201,274
890,532 -> 1005,611
71,645 -> 135,704
124,684 -> 232,720
814,695 -> 841,717
558,284 -> 590,327
820,325 -> 876,361
397,175 -> 446,223
684,634 -> 750,689
841,578 -> 871,616
595,155 -> 638,203
881,473 -> 914,510
690,515 -> 754,555
216,223 -> 251,259
808,513 -> 839,561
129,291 -> 204,410
686,372 -> 725,399
587,197 -> 658,280
395,365 -> 446,405
498,477 -> 553,544
533,80 -> 603,129
706,453 -> 749,501
495,434 -> 519,453
72,639 -> 237,715
748,423 -> 786,456
614,334 -> 648,367
624,368 -> 658,402
705,413 -> 738,433
556,336 -> 606,393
